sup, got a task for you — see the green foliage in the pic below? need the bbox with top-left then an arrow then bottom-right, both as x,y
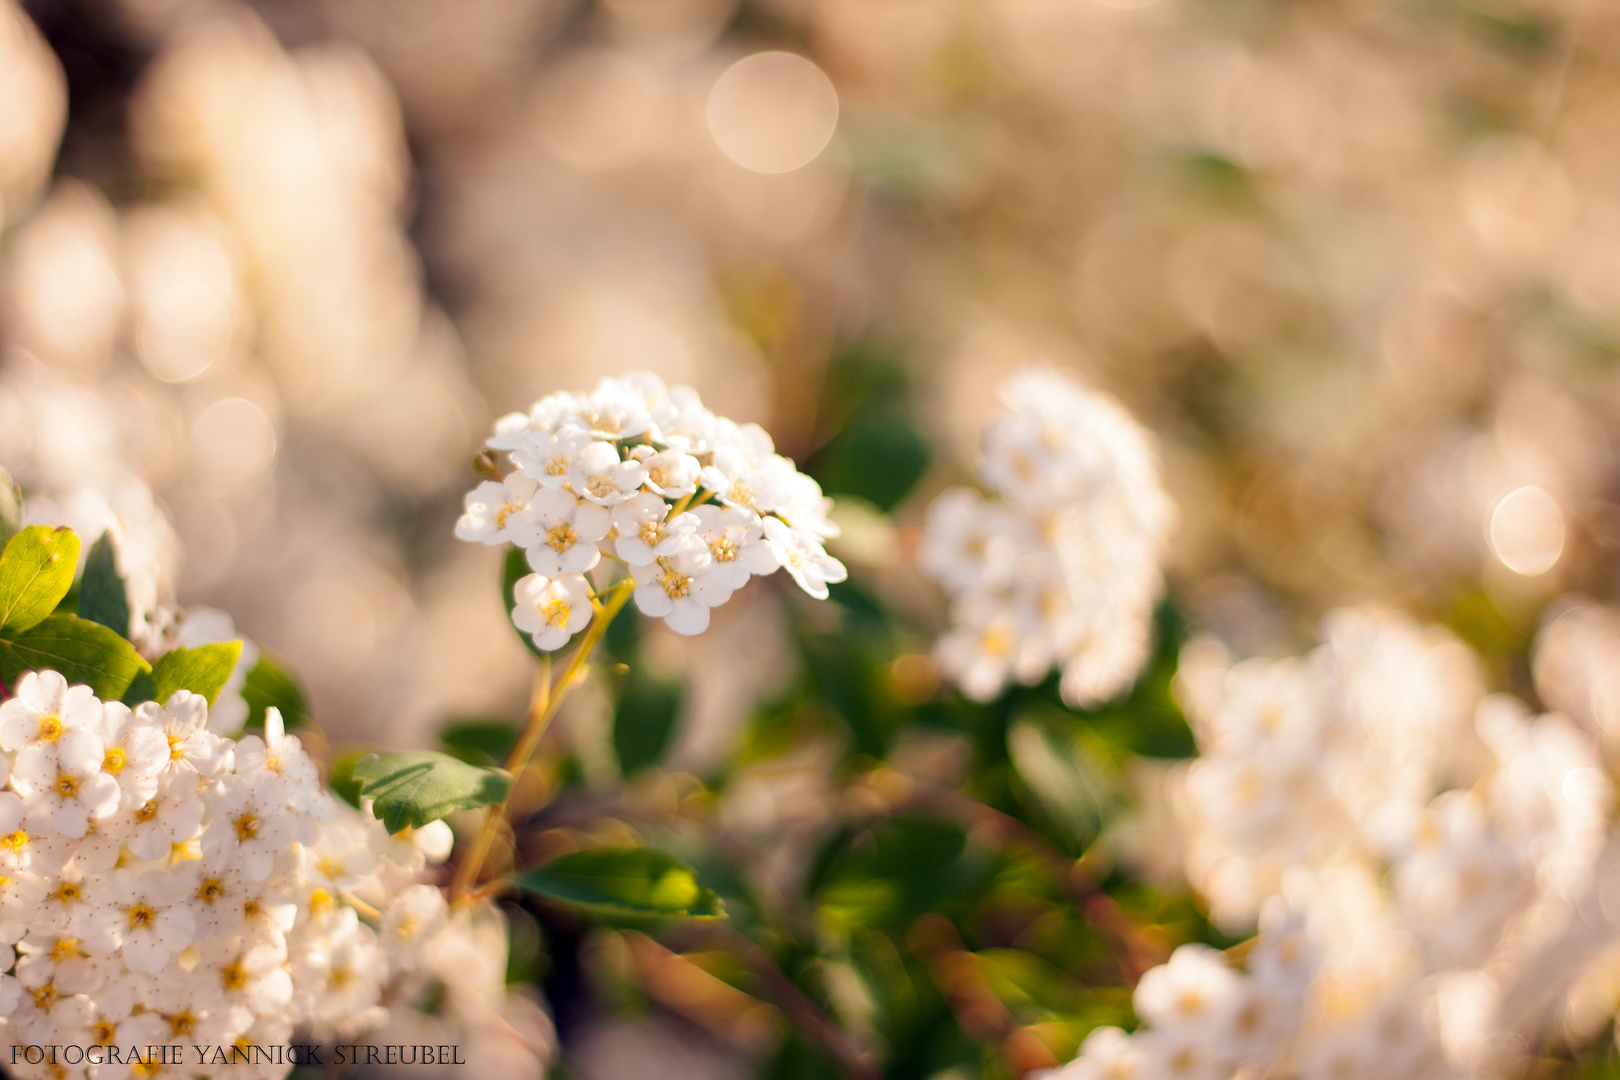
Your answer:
0,613 -> 150,699
503,545 -> 548,659
440,719 -> 520,767
817,817 -> 986,935
351,750 -> 513,833
1007,715 -> 1125,852
516,847 -> 725,925
0,526 -> 80,635
328,748 -> 371,808
0,468 -> 20,549
125,642 -> 243,707
77,533 -> 131,637
241,654 -> 311,731
807,344 -> 931,512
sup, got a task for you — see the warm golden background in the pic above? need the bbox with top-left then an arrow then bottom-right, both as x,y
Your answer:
4,1 -> 1620,1073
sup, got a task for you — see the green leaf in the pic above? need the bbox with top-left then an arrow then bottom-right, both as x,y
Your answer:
131,642 -> 243,707
502,545 -> 548,659
351,750 -> 512,833
0,468 -> 21,549
0,614 -> 150,698
77,533 -> 132,638
0,526 -> 81,636
439,719 -> 520,767
328,748 -> 373,808
515,847 -> 725,925
241,654 -> 310,731
613,670 -> 684,777
1008,716 -> 1124,849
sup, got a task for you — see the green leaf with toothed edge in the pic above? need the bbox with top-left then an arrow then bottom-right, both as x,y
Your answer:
351,750 -> 512,834
0,613 -> 149,698
77,532 -> 132,639
0,526 -> 80,636
515,847 -> 725,925
125,641 -> 243,707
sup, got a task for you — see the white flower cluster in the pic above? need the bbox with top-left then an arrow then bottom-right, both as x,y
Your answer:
1056,919 -> 1316,1080
919,368 -> 1174,707
0,671 -> 456,1080
457,371 -> 846,643
1066,606 -> 1620,1079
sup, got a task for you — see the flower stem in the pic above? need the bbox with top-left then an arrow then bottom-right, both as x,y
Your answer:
450,579 -> 636,902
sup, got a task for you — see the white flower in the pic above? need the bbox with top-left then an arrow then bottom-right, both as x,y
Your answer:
1133,944 -> 1241,1038
234,707 -> 322,813
11,732 -> 120,839
632,445 -> 701,498
98,701 -> 168,810
612,492 -> 701,566
0,671 -> 102,753
454,474 -> 539,545
570,378 -> 656,441
202,773 -> 295,881
631,549 -> 730,635
568,440 -> 649,505
123,781 -> 206,861
511,573 -> 593,651
142,691 -> 229,780
649,384 -> 718,454
699,444 -> 796,515
105,868 -> 195,974
762,517 -> 848,600
511,427 -> 593,489
380,883 -> 448,965
512,488 -> 612,576
690,505 -> 778,590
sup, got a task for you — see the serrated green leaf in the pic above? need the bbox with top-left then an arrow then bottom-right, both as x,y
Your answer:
77,533 -> 131,638
132,642 -> 243,707
0,526 -> 81,636
328,748 -> 373,809
0,613 -> 150,698
241,654 -> 310,731
515,848 -> 725,925
0,469 -> 20,549
502,545 -> 548,659
352,750 -> 512,834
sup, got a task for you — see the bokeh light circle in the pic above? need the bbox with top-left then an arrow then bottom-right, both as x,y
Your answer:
706,51 -> 838,174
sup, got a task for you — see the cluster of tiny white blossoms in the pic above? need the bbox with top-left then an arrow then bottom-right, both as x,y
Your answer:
456,371 -> 846,643
0,670 -> 458,1080
919,368 -> 1174,707
1064,605 -> 1620,1080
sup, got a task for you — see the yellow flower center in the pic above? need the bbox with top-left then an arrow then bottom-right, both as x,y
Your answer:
92,1019 -> 117,1045
126,903 -> 156,930
168,1011 -> 196,1038
103,747 -> 126,774
52,881 -> 81,904
199,879 -> 225,904
546,522 -> 578,553
711,537 -> 738,563
0,829 -> 29,853
657,559 -> 690,599
167,733 -> 185,762
330,965 -> 353,987
36,715 -> 63,742
135,800 -> 160,823
587,475 -> 618,499
543,599 -> 571,628
54,773 -> 80,799
638,521 -> 666,546
222,961 -> 248,991
728,482 -> 754,507
307,888 -> 334,915
31,982 -> 59,1010
234,813 -> 260,841
50,937 -> 81,961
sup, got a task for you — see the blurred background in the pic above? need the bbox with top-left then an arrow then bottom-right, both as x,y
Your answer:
5,0 -> 1620,1076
